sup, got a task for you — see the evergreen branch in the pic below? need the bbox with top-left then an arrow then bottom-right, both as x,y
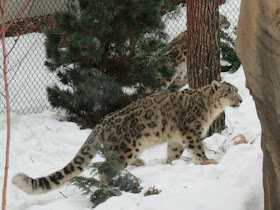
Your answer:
124,168 -> 141,186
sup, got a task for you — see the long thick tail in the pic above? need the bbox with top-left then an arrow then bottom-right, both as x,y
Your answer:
12,135 -> 97,195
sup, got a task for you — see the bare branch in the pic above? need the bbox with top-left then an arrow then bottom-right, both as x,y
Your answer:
59,191 -> 68,199
0,91 -> 5,97
0,0 -> 31,36
8,36 -> 39,86
1,0 -> 11,209
204,144 -> 221,155
6,35 -> 20,57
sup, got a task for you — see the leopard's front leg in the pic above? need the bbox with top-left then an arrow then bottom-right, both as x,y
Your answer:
181,135 -> 217,165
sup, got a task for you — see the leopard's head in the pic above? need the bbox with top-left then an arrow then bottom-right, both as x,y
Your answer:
212,80 -> 242,108
219,14 -> 231,29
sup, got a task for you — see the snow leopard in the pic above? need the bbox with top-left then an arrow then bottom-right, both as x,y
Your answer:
156,14 -> 231,90
12,80 -> 242,195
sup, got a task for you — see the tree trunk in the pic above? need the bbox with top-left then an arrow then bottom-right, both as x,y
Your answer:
186,0 -> 225,134
161,0 -> 226,14
236,0 -> 280,209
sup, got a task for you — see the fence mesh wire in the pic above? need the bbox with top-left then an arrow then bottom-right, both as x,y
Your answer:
0,0 -> 241,114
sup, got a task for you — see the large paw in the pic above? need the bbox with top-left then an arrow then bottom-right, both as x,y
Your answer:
131,158 -> 145,166
199,159 -> 218,165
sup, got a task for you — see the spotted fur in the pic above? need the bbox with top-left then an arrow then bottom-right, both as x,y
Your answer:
12,80 -> 242,195
155,14 -> 231,90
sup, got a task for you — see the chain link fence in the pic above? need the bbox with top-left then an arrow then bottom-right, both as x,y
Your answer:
0,0 -> 241,114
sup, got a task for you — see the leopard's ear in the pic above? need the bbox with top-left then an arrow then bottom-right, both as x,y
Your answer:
211,80 -> 222,91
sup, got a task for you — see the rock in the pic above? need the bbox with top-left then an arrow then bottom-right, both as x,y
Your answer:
236,0 -> 280,209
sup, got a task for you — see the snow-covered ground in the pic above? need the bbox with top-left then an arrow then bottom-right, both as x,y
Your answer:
1,1 -> 263,209
0,67 -> 264,210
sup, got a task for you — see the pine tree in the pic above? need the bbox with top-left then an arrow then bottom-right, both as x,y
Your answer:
44,0 -> 174,127
70,141 -> 142,208
160,0 -> 185,16
220,28 -> 241,73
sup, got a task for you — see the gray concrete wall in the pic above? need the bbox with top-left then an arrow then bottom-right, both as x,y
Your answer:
2,0 -> 69,22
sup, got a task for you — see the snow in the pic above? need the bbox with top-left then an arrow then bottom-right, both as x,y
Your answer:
0,33 -> 58,114
0,67 -> 264,210
0,1 -> 263,209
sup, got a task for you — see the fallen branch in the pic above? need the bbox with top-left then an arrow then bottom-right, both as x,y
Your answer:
232,134 -> 247,145
204,144 -> 220,155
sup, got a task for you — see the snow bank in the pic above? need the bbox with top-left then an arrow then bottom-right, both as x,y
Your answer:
0,67 -> 264,210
